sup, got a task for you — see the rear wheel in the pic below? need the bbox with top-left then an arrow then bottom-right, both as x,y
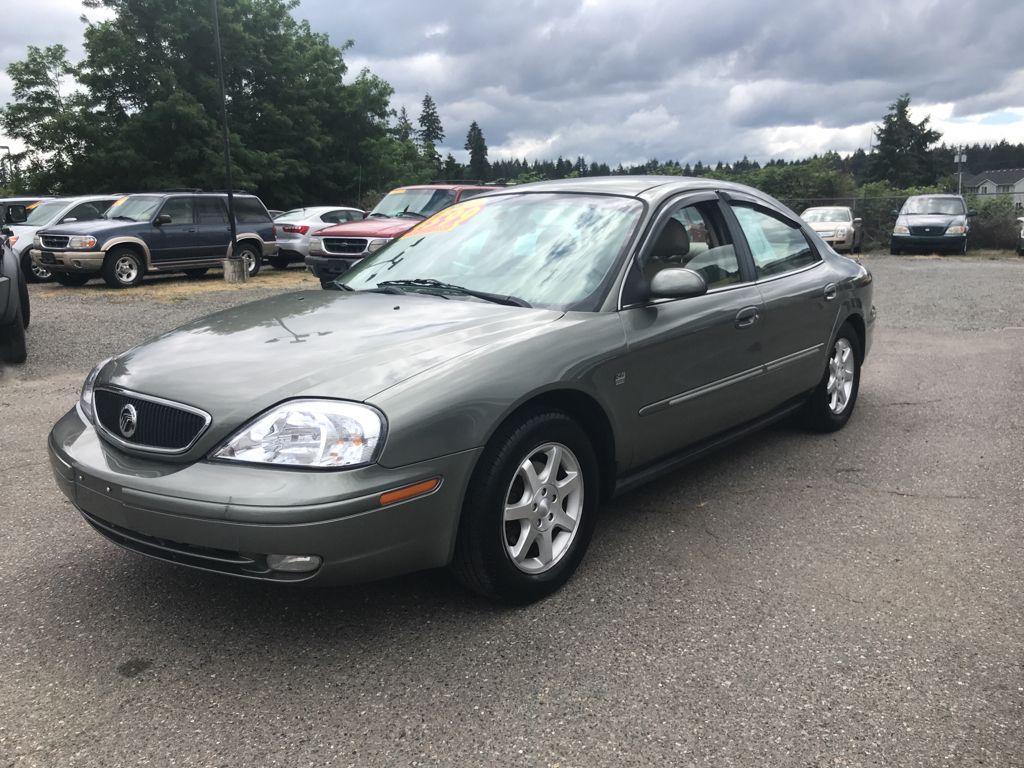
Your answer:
53,272 -> 91,287
451,410 -> 599,603
801,322 -> 861,433
102,247 -> 145,288
237,242 -> 261,277
0,300 -> 27,364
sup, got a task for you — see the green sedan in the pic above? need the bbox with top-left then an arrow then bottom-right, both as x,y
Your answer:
49,177 -> 875,603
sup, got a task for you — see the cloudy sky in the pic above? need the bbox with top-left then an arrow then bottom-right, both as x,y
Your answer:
3,0 -> 1024,167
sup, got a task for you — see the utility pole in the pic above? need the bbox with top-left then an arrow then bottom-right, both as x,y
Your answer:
955,146 -> 967,196
211,0 -> 245,282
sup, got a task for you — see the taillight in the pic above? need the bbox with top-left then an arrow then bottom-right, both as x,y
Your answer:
281,225 -> 310,235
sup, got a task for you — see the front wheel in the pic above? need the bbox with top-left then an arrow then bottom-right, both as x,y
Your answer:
22,252 -> 53,283
102,247 -> 145,288
801,322 -> 861,432
451,410 -> 599,603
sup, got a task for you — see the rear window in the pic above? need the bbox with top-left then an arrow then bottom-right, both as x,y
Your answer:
233,196 -> 271,223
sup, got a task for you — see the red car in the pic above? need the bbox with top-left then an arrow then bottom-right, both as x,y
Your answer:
305,183 -> 495,283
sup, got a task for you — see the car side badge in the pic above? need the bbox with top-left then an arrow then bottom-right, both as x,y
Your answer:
615,372 -> 626,386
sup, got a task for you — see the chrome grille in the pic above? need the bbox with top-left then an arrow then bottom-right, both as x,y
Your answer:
909,226 -> 944,236
41,234 -> 70,249
323,237 -> 367,255
95,389 -> 209,452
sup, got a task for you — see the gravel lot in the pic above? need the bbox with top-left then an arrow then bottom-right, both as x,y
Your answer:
2,255 -> 1023,767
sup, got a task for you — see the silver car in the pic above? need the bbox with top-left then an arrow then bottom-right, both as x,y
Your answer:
800,206 -> 863,253
9,195 -> 120,282
49,177 -> 875,603
270,206 -> 365,269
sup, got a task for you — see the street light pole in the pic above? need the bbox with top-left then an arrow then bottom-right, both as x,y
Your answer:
955,147 -> 967,196
210,0 -> 244,282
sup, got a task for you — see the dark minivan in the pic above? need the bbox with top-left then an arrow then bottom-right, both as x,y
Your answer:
31,192 -> 277,287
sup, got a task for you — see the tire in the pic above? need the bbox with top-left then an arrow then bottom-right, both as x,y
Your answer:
53,272 -> 91,287
184,268 -> 209,279
801,322 -> 861,433
959,238 -> 968,255
0,300 -> 27,364
451,410 -> 600,604
22,251 -> 53,283
102,247 -> 145,288
17,265 -> 29,328
269,256 -> 290,270
237,242 -> 261,277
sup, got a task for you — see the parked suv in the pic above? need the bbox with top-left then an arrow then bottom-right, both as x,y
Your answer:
8,195 -> 120,282
31,192 -> 277,287
305,183 -> 496,283
890,194 -> 976,255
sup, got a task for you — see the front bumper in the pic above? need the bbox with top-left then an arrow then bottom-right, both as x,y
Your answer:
306,253 -> 360,280
49,407 -> 481,584
30,248 -> 105,273
891,233 -> 965,253
817,230 -> 854,250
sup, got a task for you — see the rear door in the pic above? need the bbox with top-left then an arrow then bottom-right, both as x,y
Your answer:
193,196 -> 231,258
618,192 -> 772,468
724,196 -> 836,406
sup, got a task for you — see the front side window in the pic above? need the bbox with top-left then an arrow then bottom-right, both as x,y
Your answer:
731,205 -> 819,278
160,197 -> 194,225
341,193 -> 642,311
106,196 -> 163,222
63,201 -> 109,222
639,201 -> 741,291
369,188 -> 457,219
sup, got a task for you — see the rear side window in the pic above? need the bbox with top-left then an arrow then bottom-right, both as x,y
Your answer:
160,197 -> 195,225
233,197 -> 271,224
731,205 -> 820,278
196,197 -> 228,224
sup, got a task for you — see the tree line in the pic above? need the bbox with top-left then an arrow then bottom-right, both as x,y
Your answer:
2,1 -> 1022,213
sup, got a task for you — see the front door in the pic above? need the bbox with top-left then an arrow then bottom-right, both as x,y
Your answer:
147,197 -> 196,263
618,195 -> 770,469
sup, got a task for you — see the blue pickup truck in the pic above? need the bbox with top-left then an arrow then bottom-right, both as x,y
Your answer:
31,192 -> 278,287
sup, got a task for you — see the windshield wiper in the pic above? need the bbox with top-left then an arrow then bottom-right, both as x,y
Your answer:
396,211 -> 427,219
368,212 -> 391,218
377,279 -> 531,307
107,215 -> 138,221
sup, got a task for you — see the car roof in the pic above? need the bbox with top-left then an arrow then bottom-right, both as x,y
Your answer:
397,183 -> 498,191
282,205 -> 361,213
906,193 -> 964,199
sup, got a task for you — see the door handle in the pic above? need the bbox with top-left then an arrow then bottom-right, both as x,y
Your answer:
734,306 -> 759,328
823,283 -> 838,301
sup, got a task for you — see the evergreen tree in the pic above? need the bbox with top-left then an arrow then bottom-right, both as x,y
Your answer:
866,94 -> 941,187
464,121 -> 489,180
417,93 -> 444,172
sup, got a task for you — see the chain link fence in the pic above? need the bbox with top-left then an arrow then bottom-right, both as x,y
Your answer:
779,192 -> 1022,250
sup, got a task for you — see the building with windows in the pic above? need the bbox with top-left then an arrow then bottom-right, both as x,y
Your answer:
964,169 -> 1024,208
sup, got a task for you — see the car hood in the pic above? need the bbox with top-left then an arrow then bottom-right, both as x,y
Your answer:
98,290 -> 562,447
39,218 -> 143,237
314,217 -> 417,239
896,214 -> 964,229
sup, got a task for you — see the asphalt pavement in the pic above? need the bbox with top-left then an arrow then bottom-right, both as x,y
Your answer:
1,257 -> 1022,767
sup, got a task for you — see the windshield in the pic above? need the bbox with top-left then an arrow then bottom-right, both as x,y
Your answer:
370,188 -> 457,218
341,193 -> 642,311
902,197 -> 965,215
105,195 -> 162,222
802,207 -> 851,223
25,200 -> 70,226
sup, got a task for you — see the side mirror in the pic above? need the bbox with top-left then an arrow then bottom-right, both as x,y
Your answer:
154,213 -> 172,225
967,210 -> 978,218
890,209 -> 900,217
852,217 -> 863,226
649,268 -> 707,300
7,206 -> 28,224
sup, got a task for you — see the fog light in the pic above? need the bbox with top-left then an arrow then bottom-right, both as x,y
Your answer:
266,554 -> 322,573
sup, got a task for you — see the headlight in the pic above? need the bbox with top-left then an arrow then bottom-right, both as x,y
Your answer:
79,358 -> 112,424
68,235 -> 98,249
366,238 -> 390,253
945,225 -> 967,236
309,237 -> 324,253
893,225 -> 910,234
213,399 -> 385,469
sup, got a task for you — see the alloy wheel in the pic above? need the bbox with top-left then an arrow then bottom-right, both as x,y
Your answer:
114,255 -> 139,284
827,338 -> 855,414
